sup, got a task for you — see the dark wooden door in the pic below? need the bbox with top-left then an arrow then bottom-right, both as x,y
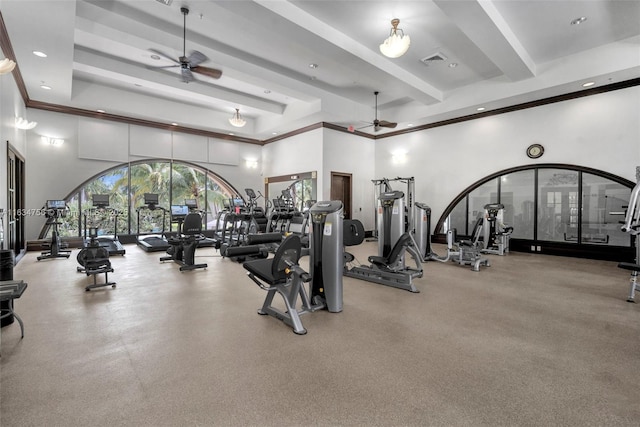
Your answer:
330,172 -> 352,219
7,147 -> 25,256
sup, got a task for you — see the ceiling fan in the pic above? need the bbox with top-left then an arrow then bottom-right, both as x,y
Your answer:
350,91 -> 398,132
148,7 -> 222,83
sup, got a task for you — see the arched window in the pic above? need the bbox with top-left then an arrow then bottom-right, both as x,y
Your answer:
435,164 -> 635,261
40,159 -> 238,239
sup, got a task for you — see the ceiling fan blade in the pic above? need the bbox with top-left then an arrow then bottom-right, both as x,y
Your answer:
181,67 -> 195,83
187,50 -> 208,67
192,65 -> 222,79
146,65 -> 180,70
149,48 -> 179,64
378,120 -> 397,128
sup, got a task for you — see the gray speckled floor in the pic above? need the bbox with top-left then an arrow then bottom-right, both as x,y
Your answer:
1,242 -> 639,426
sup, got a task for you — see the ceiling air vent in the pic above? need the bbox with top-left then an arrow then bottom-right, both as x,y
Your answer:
420,52 -> 447,65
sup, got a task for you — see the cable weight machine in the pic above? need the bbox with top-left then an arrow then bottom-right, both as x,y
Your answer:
369,177 -> 416,241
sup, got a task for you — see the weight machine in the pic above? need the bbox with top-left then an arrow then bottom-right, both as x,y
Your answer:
480,203 -> 514,256
344,191 -> 423,292
370,177 -> 415,240
243,201 -> 343,334
427,213 -> 490,272
37,200 -> 71,261
618,167 -> 640,302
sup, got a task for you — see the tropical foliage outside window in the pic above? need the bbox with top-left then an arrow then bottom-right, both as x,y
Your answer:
44,160 -> 236,238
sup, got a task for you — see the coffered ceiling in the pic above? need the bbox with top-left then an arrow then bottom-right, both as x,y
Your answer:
2,0 -> 639,141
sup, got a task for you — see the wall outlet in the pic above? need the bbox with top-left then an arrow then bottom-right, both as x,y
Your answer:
536,246 -> 542,252
531,245 -> 535,251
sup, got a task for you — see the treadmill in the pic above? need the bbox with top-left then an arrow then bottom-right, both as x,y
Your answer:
82,194 -> 126,256
136,193 -> 171,252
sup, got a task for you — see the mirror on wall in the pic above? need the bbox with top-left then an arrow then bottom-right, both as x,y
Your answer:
264,171 -> 317,212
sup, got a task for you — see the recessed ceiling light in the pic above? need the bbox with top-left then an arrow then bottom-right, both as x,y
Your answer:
448,63 -> 458,68
40,85 -> 51,90
32,51 -> 47,57
150,54 -> 161,60
229,133 -> 234,136
96,109 -> 105,113
171,122 -> 178,126
309,63 -> 318,69
476,107 -> 485,111
407,123 -> 413,127
570,16 -> 587,25
272,132 -> 278,135
582,81 -> 595,87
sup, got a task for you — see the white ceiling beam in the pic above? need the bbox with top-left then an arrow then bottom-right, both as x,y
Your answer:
253,0 -> 443,105
73,46 -> 286,115
434,0 -> 536,81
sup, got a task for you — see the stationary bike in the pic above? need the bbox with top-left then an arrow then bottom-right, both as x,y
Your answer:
160,210 -> 208,271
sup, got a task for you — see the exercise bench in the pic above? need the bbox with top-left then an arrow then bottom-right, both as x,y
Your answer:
0,280 -> 28,355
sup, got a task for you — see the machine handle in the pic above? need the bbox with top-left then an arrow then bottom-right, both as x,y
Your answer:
284,260 -> 312,282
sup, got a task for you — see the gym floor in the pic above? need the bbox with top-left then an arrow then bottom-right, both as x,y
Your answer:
1,242 -> 639,426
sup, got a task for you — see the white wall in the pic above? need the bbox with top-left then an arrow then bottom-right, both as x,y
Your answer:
0,71 -> 29,249
24,109 -> 264,240
375,86 -> 640,231
261,127 -> 324,199
322,128 -> 375,229
7,84 -> 640,242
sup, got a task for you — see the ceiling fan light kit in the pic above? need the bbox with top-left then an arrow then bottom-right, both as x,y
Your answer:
229,108 -> 246,128
0,57 -> 16,74
380,19 -> 410,58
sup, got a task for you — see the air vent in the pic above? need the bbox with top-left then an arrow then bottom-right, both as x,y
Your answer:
420,52 -> 447,65
155,0 -> 173,5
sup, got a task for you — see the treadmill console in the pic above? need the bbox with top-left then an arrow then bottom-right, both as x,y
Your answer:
144,193 -> 159,207
171,205 -> 189,221
92,194 -> 110,207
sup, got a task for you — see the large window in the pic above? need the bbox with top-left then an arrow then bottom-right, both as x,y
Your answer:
435,165 -> 634,260
44,159 -> 237,238
500,170 -> 535,239
538,169 -> 579,243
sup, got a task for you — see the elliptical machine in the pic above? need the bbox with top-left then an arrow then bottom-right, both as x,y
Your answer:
37,200 -> 71,261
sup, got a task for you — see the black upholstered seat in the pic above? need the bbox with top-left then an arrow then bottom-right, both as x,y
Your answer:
368,232 -> 412,268
243,234 -> 302,287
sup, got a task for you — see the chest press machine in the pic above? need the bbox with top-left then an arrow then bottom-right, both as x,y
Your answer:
243,201 -> 344,335
618,168 -> 640,302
